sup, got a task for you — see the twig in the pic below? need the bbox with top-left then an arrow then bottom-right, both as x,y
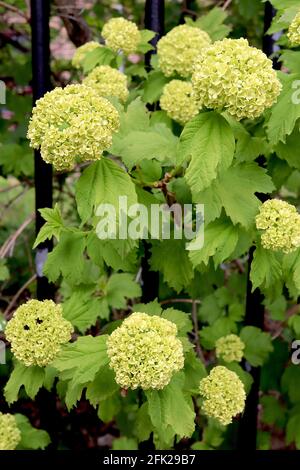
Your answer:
0,213 -> 35,259
4,274 -> 37,319
0,182 -> 22,194
160,298 -> 201,305
222,0 -> 232,10
191,300 -> 206,364
0,0 -> 29,21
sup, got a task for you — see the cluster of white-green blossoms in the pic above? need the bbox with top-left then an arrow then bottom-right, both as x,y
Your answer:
255,199 -> 300,253
192,38 -> 282,120
160,80 -> 200,125
72,41 -> 102,69
27,84 -> 120,171
5,299 -> 73,367
287,10 -> 300,46
83,65 -> 129,102
215,334 -> 245,363
199,366 -> 246,426
157,24 -> 211,78
0,413 -> 21,450
102,17 -> 141,55
107,312 -> 184,390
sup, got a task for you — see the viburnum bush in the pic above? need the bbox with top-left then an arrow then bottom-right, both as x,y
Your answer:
1,0 -> 300,451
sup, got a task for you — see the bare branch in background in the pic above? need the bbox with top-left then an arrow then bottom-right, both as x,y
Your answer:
0,0 -> 30,21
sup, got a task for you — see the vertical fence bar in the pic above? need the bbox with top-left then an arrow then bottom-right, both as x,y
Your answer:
237,1 -> 278,450
141,0 -> 165,302
31,0 -> 53,301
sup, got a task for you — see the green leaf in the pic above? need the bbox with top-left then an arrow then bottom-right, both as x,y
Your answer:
276,127 -> 300,170
287,411 -> 300,449
260,395 -> 286,427
266,72 -> 300,145
15,414 -> 50,450
4,362 -> 45,404
112,437 -> 139,450
134,403 -> 153,443
137,29 -> 156,54
188,217 -> 239,268
98,393 -> 121,422
133,300 -> 162,316
250,245 -> 282,291
86,366 -> 119,406
142,70 -> 170,104
82,47 -> 116,73
192,7 -> 231,40
182,112 -> 235,194
0,259 -> 9,281
33,204 -> 64,248
225,363 -> 253,394
280,50 -> 300,74
162,308 -> 193,335
75,158 -> 137,223
63,288 -> 105,333
105,273 -> 141,308
146,374 -> 195,438
150,239 -> 194,293
0,143 -> 33,177
200,318 -> 237,350
183,351 -> 207,394
281,365 -> 300,403
43,232 -> 86,284
240,326 -> 273,367
52,335 -> 109,389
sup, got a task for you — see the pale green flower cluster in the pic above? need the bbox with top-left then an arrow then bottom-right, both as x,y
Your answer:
287,11 -> 300,46
107,312 -> 184,390
199,366 -> 246,426
5,299 -> 73,367
102,17 -> 141,55
192,38 -> 282,120
83,65 -> 129,102
72,41 -> 102,69
27,84 -> 120,171
0,413 -> 21,450
215,334 -> 245,363
160,80 -> 200,125
157,25 -> 211,78
256,199 -> 300,253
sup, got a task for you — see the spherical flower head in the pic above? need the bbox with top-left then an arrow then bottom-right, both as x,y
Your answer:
107,312 -> 184,390
102,17 -> 141,55
215,334 -> 245,363
157,25 -> 211,78
287,11 -> 300,46
5,299 -> 74,367
256,199 -> 300,253
160,80 -> 201,125
72,41 -> 102,69
83,65 -> 129,103
192,38 -> 282,120
0,413 -> 21,450
199,366 -> 246,426
27,84 -> 120,171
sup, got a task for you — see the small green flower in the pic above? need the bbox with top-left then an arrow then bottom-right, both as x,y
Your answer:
199,366 -> 246,426
27,84 -> 120,171
107,312 -> 184,390
0,413 -> 21,450
83,65 -> 128,102
157,24 -> 211,78
287,10 -> 300,46
215,334 -> 245,363
192,38 -> 281,120
72,41 -> 102,69
256,199 -> 300,253
160,80 -> 200,125
5,299 -> 73,367
102,17 -> 141,55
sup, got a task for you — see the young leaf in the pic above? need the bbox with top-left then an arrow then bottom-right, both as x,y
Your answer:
240,326 -> 273,367
250,245 -> 282,291
192,7 -> 231,40
33,203 -> 64,248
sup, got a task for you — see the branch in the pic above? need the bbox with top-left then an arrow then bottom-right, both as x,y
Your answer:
0,213 -> 35,259
222,0 -> 232,10
191,300 -> 206,364
0,0 -> 29,21
4,274 -> 37,319
160,298 -> 201,305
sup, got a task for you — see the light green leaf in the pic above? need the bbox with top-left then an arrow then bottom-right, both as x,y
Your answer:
86,366 -> 119,406
15,414 -> 50,450
33,204 -> 64,248
0,259 -> 9,281
162,308 -> 193,335
4,362 -> 45,404
240,326 -> 273,367
82,47 -> 116,73
250,245 -> 282,291
142,70 -> 170,104
106,273 -> 141,308
182,112 -> 235,194
192,7 -> 231,40
200,318 -> 237,350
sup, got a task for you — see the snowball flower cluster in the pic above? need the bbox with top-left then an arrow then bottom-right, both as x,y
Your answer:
157,25 -> 211,78
192,38 -> 281,120
102,17 -> 141,55
72,41 -> 102,69
0,413 -> 21,450
83,65 -> 129,102
215,334 -> 245,363
27,84 -> 120,171
5,299 -> 73,367
256,199 -> 300,253
199,366 -> 246,426
287,11 -> 300,46
160,80 -> 200,125
107,312 -> 184,390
